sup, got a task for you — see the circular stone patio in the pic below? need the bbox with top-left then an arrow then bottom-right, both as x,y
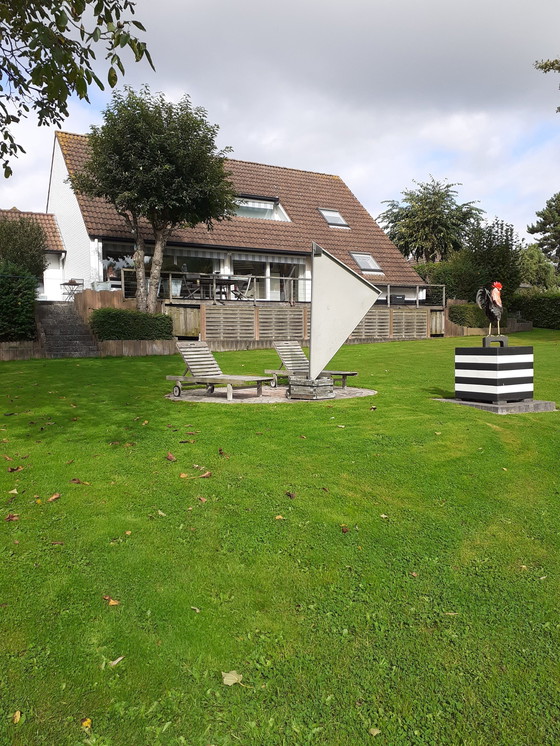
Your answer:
166,385 -> 377,404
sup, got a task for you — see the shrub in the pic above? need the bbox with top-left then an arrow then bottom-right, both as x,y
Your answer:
448,303 -> 508,329
0,215 -> 48,279
0,261 -> 37,341
509,290 -> 560,329
90,307 -> 174,340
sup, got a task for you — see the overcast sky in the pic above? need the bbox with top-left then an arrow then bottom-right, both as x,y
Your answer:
1,0 -> 559,240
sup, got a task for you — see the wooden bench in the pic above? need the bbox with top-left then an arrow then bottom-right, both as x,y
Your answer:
167,341 -> 273,401
265,341 -> 358,389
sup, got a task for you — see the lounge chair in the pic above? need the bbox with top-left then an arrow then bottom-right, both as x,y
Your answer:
265,341 -> 358,388
167,341 -> 273,401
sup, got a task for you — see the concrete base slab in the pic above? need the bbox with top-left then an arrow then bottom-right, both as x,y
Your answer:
435,398 -> 556,415
167,385 -> 377,404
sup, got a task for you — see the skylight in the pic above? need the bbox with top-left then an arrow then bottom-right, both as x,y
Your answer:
235,197 -> 290,222
319,208 -> 349,228
351,253 -> 383,273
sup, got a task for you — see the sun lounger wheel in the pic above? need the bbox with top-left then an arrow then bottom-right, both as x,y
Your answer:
270,378 -> 277,388
173,384 -> 182,398
206,384 -> 215,395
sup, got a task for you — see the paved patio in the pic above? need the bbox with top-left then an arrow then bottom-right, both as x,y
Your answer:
166,384 -> 377,404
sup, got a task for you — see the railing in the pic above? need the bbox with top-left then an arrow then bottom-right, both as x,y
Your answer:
116,270 -> 445,307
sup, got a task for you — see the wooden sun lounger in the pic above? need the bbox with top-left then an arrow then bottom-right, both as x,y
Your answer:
265,340 -> 358,389
167,341 -> 273,401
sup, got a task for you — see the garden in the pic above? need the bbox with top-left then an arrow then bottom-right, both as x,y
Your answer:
1,331 -> 559,745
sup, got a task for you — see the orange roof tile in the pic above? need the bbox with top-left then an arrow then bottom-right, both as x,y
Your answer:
56,132 -> 424,286
0,208 -> 65,253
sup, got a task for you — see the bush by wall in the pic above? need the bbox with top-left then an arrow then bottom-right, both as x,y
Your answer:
448,303 -> 508,328
509,291 -> 560,329
90,307 -> 174,340
0,262 -> 37,341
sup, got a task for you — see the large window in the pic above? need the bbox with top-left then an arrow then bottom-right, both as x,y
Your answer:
318,208 -> 349,228
351,252 -> 383,273
235,197 -> 290,222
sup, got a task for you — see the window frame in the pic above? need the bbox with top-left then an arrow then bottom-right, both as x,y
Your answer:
350,252 -> 383,274
318,207 -> 349,228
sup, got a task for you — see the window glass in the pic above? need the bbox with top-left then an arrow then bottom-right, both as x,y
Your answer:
351,253 -> 383,272
319,208 -> 348,227
235,199 -> 290,222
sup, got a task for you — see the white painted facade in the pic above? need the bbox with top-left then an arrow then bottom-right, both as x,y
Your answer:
45,140 -> 99,299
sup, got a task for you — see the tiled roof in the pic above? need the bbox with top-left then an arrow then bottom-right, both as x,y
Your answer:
56,131 -> 424,286
0,208 -> 65,253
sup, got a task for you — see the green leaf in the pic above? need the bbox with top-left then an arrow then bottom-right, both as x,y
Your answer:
108,66 -> 118,88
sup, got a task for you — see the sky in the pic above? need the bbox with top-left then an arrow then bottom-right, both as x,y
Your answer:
1,0 -> 559,241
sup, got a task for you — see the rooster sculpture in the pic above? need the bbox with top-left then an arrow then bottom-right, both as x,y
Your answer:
476,281 -> 503,335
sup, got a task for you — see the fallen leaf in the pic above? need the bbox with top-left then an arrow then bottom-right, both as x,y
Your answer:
199,470 -> 212,478
341,525 -> 349,534
299,435 -> 307,439
66,459 -> 74,464
123,442 -> 135,447
12,710 -> 21,724
444,612 -> 458,616
166,452 -> 177,462
51,541 -> 64,545
198,496 -> 207,503
179,439 -> 196,444
109,441 -> 120,445
286,491 -> 296,499
48,493 -> 61,502
502,467 -> 508,471
70,478 -> 90,485
410,572 -> 419,578
125,530 -> 132,536
109,655 -> 125,667
275,515 -> 285,520
103,596 -> 120,606
191,606 -> 200,613
179,473 -> 189,478
322,487 -> 329,492
8,488 -> 17,494
35,498 -> 42,504
5,513 -> 19,521
7,465 -> 23,472
435,431 -> 442,435
380,514 -> 389,519
369,406 -> 377,411
157,509 -> 167,516
369,727 -> 381,737
222,670 -> 243,686
218,448 -> 230,458
540,576 -> 547,581
1,454 -> 13,460
80,717 -> 92,729
142,420 -> 148,426
337,425 -> 345,429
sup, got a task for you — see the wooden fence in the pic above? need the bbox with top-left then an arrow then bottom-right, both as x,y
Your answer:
0,340 -> 44,361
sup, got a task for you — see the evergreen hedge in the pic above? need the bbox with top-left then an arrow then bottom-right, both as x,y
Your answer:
509,291 -> 560,329
448,303 -> 508,328
90,307 -> 174,340
0,262 -> 37,341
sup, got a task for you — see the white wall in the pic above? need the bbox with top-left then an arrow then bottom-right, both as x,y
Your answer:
46,140 -> 94,297
40,252 -> 64,301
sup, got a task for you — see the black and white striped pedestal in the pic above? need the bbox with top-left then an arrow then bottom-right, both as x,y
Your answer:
455,346 -> 533,403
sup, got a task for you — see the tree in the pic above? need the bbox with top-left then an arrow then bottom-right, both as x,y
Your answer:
535,57 -> 560,111
527,192 -> 560,268
0,0 -> 152,177
0,213 -> 47,278
377,177 -> 484,263
467,219 -> 522,304
71,86 -> 238,313
518,244 -> 558,289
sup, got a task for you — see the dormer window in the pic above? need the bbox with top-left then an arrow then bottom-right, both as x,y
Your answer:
351,252 -> 383,274
319,208 -> 349,228
235,195 -> 290,222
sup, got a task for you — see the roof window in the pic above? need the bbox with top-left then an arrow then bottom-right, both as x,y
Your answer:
235,196 -> 290,222
351,252 -> 383,273
319,208 -> 349,228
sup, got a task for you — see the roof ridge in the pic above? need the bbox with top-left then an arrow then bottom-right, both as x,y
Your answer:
0,208 -> 52,217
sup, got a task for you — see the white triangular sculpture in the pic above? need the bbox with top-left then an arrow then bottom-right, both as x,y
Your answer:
309,243 -> 381,380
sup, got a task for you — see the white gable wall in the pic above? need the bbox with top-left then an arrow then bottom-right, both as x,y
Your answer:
46,140 -> 100,299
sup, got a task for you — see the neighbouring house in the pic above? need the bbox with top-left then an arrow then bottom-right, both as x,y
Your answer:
10,131 -> 445,346
0,207 -> 65,300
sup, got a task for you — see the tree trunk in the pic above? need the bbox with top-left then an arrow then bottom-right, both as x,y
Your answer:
146,227 -> 171,314
120,212 -> 148,312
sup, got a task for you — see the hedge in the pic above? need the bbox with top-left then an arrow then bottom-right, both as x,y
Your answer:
0,262 -> 37,341
509,291 -> 560,329
90,307 -> 174,340
448,303 -> 508,329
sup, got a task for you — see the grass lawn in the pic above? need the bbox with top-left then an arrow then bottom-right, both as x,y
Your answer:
1,330 -> 559,746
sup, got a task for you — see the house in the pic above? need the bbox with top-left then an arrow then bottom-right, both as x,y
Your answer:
0,207 -> 65,300
39,132 -> 444,345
